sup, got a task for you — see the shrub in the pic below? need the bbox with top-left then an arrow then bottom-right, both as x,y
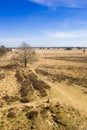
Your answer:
65,47 -> 72,51
20,98 -> 29,103
0,73 -> 5,80
0,45 -> 11,56
7,111 -> 16,118
0,102 -> 3,108
2,95 -> 19,103
26,111 -> 38,120
28,73 -> 50,97
15,69 -> 34,100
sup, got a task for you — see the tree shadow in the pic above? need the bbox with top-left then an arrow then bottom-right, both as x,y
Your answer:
0,64 -> 19,70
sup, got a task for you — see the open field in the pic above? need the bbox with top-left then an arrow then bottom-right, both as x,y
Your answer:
0,49 -> 87,130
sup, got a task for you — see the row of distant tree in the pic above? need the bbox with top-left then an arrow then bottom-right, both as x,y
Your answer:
39,47 -> 86,50
0,43 -> 86,68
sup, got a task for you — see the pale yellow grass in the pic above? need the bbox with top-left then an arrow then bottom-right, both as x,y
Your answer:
0,71 -> 19,98
0,51 -> 19,98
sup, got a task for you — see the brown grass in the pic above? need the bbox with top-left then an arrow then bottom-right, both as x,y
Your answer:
0,49 -> 87,130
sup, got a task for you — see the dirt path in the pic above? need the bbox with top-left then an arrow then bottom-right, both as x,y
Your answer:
0,99 -> 47,112
30,68 -> 87,114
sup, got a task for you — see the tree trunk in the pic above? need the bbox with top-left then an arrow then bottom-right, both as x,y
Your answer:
24,60 -> 27,67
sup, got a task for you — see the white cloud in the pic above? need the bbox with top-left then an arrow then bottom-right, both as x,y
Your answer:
45,30 -> 87,39
29,0 -> 87,7
0,34 -> 87,47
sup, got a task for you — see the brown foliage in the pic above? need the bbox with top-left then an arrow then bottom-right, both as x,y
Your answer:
35,69 -> 51,76
15,69 -> 34,100
26,110 -> 38,120
28,73 -> 50,97
7,111 -> 16,118
53,74 -> 87,88
20,98 -> 29,103
0,73 -> 5,80
2,95 -> 19,103
0,64 -> 18,70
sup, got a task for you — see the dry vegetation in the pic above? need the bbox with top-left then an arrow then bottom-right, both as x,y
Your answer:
0,48 -> 87,130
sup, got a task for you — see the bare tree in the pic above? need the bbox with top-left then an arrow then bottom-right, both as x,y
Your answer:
17,42 -> 36,67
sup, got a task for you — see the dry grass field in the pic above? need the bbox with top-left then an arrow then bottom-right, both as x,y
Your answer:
0,48 -> 87,130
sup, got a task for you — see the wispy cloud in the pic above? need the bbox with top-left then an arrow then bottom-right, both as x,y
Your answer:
45,30 -> 87,39
29,0 -> 87,7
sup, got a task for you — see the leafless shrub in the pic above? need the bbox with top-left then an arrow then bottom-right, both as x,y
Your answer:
7,111 -> 16,118
2,95 -> 19,103
0,102 -> 3,108
0,73 -> 5,80
28,73 -> 50,97
20,98 -> 29,103
26,110 -> 38,120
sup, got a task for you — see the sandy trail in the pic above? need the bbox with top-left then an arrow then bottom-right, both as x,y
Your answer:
31,68 -> 87,114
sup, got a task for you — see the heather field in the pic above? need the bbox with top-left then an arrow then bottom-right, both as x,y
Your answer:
0,48 -> 87,130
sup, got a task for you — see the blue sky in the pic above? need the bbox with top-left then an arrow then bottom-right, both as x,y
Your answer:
0,0 -> 87,47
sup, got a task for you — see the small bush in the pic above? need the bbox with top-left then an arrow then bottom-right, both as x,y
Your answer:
0,102 -> 3,107
20,98 -> 29,103
0,73 -> 5,80
7,111 -> 16,118
2,95 -> 19,103
22,106 -> 34,112
26,111 -> 38,120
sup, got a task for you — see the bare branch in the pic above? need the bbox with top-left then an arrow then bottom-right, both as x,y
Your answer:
17,42 -> 36,67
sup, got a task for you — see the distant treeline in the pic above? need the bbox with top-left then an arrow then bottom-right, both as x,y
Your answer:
9,47 -> 87,50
